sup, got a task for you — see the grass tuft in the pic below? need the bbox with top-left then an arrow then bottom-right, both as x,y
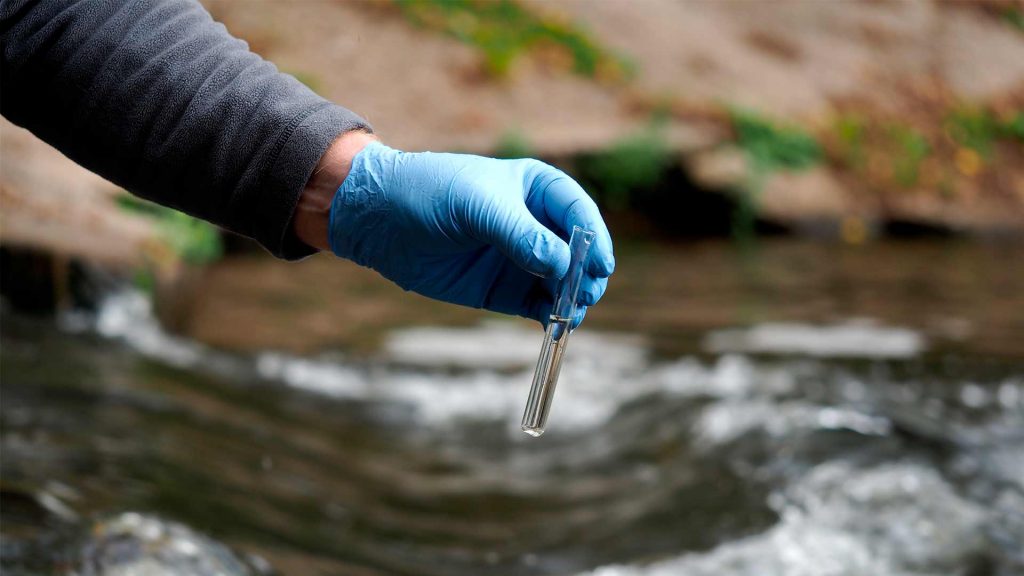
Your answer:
116,195 -> 223,265
576,128 -> 672,211
730,109 -> 821,172
393,0 -> 633,81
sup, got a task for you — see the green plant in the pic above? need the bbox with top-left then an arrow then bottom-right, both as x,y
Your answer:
889,125 -> 930,187
493,130 -> 533,159
1003,7 -> 1024,33
393,0 -> 632,80
161,211 -> 224,265
832,114 -> 867,169
577,129 -> 671,210
730,109 -> 821,172
945,107 -> 1000,157
133,267 -> 156,295
999,111 -> 1024,141
730,167 -> 766,247
727,109 -> 820,244
116,195 -> 223,265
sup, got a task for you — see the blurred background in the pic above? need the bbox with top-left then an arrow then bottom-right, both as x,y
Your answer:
2,1 -> 1023,575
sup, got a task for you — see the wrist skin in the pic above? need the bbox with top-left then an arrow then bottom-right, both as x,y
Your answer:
293,129 -> 378,251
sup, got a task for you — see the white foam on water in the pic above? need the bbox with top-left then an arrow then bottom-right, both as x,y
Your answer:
69,291 -> 848,435
703,320 -> 926,359
256,353 -> 369,399
986,445 -> 1024,492
79,290 -> 936,439
387,370 -> 523,425
67,291 -> 1021,574
257,323 -> 657,432
383,323 -> 541,370
647,354 -> 798,398
381,329 -> 814,433
577,462 -> 989,576
80,292 -> 660,431
91,290 -> 205,368
383,322 -> 648,372
695,399 -> 892,447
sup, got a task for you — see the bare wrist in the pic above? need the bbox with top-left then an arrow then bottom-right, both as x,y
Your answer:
293,129 -> 378,252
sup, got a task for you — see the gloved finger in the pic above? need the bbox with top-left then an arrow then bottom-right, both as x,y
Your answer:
577,275 -> 608,307
474,201 -> 571,280
521,278 -> 590,328
524,294 -> 556,326
548,178 -> 614,278
570,306 -> 587,331
529,167 -> 615,278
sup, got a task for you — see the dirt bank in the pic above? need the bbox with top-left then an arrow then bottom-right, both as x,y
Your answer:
2,0 -> 1022,275
205,0 -> 1024,234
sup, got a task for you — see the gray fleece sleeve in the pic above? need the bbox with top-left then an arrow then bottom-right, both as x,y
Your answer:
1,0 -> 371,259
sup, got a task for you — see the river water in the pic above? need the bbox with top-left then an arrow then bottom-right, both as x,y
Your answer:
2,239 -> 1022,575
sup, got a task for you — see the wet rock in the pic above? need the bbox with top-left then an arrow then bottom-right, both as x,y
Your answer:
76,513 -> 267,576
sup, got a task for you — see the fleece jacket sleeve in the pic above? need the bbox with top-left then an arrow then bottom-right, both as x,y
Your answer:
1,0 -> 372,259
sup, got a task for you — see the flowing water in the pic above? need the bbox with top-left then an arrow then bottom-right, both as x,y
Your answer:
1,239 -> 1022,575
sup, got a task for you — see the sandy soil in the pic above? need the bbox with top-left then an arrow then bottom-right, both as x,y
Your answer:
204,0 -> 665,155
557,0 -> 1024,117
207,0 -> 1024,150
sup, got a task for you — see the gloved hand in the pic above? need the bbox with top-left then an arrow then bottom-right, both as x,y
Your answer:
328,141 -> 614,326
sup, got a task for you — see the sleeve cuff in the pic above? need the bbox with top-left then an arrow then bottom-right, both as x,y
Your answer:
258,102 -> 371,260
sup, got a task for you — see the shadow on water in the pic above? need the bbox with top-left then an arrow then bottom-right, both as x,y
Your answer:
2,239 -> 1023,575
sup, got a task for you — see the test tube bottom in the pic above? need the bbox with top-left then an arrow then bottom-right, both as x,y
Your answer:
521,318 -> 571,437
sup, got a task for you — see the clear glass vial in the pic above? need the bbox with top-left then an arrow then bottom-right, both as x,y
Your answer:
521,226 -> 596,437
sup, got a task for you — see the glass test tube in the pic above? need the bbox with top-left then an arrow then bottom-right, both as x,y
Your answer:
521,226 -> 596,437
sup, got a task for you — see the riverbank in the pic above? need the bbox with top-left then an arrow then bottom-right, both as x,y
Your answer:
2,1 -> 1023,318
205,0 -> 1024,235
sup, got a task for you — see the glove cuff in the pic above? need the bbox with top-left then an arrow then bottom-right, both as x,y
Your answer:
328,141 -> 399,264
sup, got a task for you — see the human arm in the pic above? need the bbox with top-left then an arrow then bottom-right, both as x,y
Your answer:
1,0 -> 614,324
1,0 -> 370,258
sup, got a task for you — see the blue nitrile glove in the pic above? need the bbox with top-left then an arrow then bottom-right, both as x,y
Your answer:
328,142 -> 615,326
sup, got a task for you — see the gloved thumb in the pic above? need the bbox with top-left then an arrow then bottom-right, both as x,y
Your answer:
494,208 -> 570,279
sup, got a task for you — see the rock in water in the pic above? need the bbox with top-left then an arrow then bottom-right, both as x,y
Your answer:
76,512 -> 264,576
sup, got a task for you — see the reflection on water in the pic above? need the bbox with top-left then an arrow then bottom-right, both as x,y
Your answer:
2,240 -> 1023,575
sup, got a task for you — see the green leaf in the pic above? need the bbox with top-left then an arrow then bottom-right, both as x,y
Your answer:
730,109 -> 821,172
